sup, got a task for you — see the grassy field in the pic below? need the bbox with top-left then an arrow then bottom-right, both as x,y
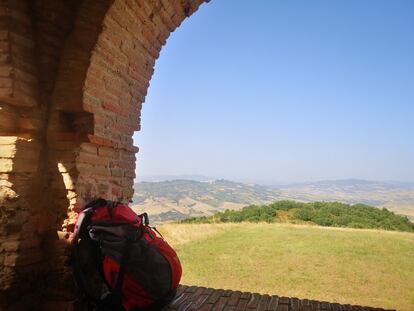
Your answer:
160,223 -> 414,311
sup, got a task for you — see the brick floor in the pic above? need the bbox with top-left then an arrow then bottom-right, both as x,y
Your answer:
163,285 -> 394,311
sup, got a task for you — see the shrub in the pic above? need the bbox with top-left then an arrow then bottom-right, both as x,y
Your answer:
180,200 -> 414,232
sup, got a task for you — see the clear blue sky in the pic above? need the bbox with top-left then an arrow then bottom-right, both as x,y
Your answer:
133,0 -> 414,184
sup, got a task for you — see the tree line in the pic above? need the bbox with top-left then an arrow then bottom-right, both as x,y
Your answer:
180,200 -> 414,232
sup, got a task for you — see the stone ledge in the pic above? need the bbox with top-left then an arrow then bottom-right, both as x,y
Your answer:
163,285 -> 394,311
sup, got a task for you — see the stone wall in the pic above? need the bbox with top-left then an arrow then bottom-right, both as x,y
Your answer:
0,0 -> 207,310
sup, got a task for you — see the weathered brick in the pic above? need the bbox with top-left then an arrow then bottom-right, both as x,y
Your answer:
87,134 -> 116,148
0,136 -> 19,145
76,163 -> 110,177
2,237 -> 40,252
0,158 -> 38,172
80,142 -> 98,155
110,167 -> 123,177
98,146 -> 116,158
4,248 -> 44,267
0,144 -> 16,157
62,172 -> 75,190
77,150 -> 110,165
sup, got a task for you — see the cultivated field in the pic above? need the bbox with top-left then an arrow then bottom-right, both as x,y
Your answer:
160,223 -> 414,311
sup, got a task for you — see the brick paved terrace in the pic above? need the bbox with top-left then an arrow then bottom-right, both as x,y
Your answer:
164,286 -> 393,311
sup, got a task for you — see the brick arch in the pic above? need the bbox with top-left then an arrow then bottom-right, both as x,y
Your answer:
51,0 -> 208,232
0,0 -> 208,310
78,0 -> 208,200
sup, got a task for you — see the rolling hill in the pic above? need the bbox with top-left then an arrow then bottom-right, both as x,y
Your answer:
131,179 -> 414,222
131,179 -> 281,221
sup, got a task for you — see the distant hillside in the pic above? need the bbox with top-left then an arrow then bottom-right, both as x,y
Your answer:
135,174 -> 216,183
131,179 -> 281,221
276,179 -> 414,219
181,200 -> 414,233
131,179 -> 414,222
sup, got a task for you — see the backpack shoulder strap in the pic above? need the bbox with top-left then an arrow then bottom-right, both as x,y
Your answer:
70,208 -> 97,300
85,198 -> 108,210
71,207 -> 118,310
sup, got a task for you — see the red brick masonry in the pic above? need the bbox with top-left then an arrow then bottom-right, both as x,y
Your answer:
164,285 -> 393,311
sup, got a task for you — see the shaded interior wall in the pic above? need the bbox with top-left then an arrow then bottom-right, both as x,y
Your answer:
0,0 -> 207,310
0,1 -> 83,309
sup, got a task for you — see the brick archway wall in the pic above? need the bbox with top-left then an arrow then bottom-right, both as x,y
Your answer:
0,1 -> 207,310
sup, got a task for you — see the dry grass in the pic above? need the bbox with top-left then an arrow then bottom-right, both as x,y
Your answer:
160,223 -> 414,311
159,223 -> 243,246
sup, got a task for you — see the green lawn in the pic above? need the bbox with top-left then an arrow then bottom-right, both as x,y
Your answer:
163,223 -> 414,310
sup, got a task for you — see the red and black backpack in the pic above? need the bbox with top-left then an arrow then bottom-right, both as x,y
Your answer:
70,199 -> 182,311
